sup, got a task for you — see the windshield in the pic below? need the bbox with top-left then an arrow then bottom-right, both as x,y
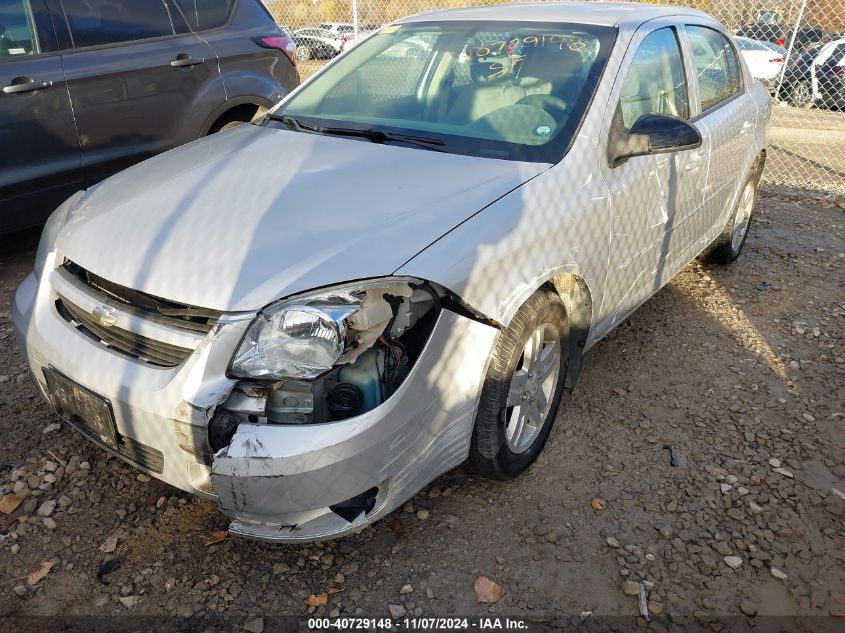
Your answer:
272,21 -> 617,162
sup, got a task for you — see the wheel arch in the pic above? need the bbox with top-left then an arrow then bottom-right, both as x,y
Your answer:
542,273 -> 594,388
200,96 -> 275,136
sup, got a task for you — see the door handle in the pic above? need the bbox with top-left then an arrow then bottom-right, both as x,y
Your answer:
2,78 -> 52,94
684,151 -> 705,171
170,54 -> 204,68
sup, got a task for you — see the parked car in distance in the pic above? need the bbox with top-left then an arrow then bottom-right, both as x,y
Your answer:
0,0 -> 298,234
779,38 -> 845,107
735,36 -> 784,90
292,27 -> 344,60
319,22 -> 355,37
736,21 -> 827,52
14,3 -> 770,543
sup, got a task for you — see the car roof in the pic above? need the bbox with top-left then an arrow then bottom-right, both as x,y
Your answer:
396,1 -> 714,28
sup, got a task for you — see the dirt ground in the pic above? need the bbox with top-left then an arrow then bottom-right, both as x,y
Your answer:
0,187 -> 843,630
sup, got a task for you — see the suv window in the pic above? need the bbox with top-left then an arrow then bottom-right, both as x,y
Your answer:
686,26 -> 742,111
171,0 -> 234,32
62,0 -> 173,49
618,27 -> 689,130
0,0 -> 37,58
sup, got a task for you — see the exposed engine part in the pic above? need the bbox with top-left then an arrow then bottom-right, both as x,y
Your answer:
326,383 -> 364,420
339,282 -> 414,364
338,347 -> 385,414
212,282 -> 442,438
209,410 -> 242,453
266,379 -> 315,424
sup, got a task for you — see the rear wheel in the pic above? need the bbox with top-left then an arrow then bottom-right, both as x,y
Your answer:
701,176 -> 757,265
469,289 -> 568,480
296,45 -> 313,61
207,104 -> 261,135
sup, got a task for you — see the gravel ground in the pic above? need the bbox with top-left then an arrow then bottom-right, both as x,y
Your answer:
0,187 -> 843,629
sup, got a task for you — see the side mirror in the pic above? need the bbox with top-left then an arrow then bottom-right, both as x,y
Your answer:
608,112 -> 702,167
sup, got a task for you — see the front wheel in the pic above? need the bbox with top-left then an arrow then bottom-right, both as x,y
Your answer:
469,289 -> 568,480
296,46 -> 313,61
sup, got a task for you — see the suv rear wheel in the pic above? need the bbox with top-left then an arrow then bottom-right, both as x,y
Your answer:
208,105 -> 261,135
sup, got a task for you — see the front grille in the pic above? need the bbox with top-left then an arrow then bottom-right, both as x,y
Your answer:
53,261 -> 223,368
67,415 -> 164,474
63,261 -> 222,334
56,298 -> 193,367
117,435 -> 165,474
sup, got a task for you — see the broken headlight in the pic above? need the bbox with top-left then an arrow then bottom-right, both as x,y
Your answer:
229,278 -> 421,381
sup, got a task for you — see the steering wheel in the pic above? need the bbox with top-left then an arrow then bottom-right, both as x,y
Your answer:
517,94 -> 568,116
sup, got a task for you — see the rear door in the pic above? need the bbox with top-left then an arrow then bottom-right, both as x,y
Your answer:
53,0 -> 224,184
0,0 -> 82,231
683,24 -> 757,243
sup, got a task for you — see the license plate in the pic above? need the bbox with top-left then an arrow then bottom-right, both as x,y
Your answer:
44,368 -> 117,450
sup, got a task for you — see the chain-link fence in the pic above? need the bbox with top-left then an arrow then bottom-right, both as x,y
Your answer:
263,0 -> 845,194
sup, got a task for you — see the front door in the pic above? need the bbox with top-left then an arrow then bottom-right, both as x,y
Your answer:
53,0 -> 223,184
0,0 -> 82,231
596,23 -> 707,335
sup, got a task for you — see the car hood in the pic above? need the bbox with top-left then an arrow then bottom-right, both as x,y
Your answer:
57,124 -> 547,312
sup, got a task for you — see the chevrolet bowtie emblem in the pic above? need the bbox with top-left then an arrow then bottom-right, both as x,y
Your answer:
91,304 -> 117,328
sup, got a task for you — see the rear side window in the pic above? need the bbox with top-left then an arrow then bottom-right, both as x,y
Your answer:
618,27 -> 689,130
0,0 -> 37,58
686,25 -> 742,111
62,0 -> 173,48
171,0 -> 234,31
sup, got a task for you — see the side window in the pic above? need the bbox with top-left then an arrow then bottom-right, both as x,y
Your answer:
62,0 -> 173,49
0,0 -> 37,58
171,0 -> 234,32
686,26 -> 742,111
618,27 -> 689,130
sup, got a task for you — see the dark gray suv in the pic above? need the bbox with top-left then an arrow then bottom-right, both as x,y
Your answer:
0,0 -> 299,233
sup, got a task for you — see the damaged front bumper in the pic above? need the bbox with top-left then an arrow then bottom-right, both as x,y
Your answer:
13,268 -> 497,542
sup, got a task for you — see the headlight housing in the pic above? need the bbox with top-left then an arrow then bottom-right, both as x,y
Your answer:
34,191 -> 84,281
230,278 -> 421,381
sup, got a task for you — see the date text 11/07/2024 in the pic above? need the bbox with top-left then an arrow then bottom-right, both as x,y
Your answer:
305,617 -> 531,631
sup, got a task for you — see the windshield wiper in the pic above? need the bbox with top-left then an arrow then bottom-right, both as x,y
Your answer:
272,114 -> 446,150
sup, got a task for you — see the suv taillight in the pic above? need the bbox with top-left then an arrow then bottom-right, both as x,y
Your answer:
254,35 -> 296,65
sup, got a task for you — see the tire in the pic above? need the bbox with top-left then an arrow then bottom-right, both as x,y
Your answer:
207,106 -> 260,135
789,80 -> 814,108
700,176 -> 758,265
296,46 -> 313,61
469,288 -> 569,480
215,120 -> 246,133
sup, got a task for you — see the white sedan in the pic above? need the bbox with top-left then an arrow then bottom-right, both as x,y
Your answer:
14,2 -> 770,542
735,36 -> 785,89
